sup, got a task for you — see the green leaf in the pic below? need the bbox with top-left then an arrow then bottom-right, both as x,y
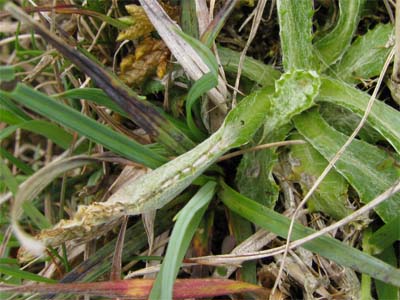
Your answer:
150,181 -> 217,300
6,84 -> 167,168
0,158 -> 18,195
22,201 -> 52,230
374,247 -> 400,300
288,132 -> 351,219
224,70 -> 320,147
235,126 -> 289,208
330,23 -> 393,83
218,46 -> 281,88
0,120 -> 74,149
277,0 -> 316,70
294,109 -> 400,223
314,0 -> 365,67
56,88 -> 128,117
0,265 -> 56,283
318,76 -> 400,154
0,147 -> 33,175
219,180 -> 400,287
0,65 -> 15,81
177,30 -> 219,139
368,215 -> 400,254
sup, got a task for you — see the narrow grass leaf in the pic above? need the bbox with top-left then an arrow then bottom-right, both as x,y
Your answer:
150,181 -> 217,300
0,147 -> 33,175
22,201 -> 51,230
0,120 -> 74,149
56,88 -> 128,117
0,265 -> 56,283
318,76 -> 400,153
0,94 -> 31,121
294,109 -> 400,223
8,84 -> 167,168
219,180 -> 400,287
0,158 -> 18,195
314,0 -> 364,67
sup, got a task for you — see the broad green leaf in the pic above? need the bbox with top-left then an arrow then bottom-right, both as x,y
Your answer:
6,84 -> 167,168
314,0 -> 365,67
225,70 -> 320,147
235,126 -> 290,208
330,23 -> 393,83
294,109 -> 400,223
218,46 -> 280,88
320,103 -> 383,145
150,181 -> 217,300
318,76 -> 400,154
219,181 -> 400,287
277,0 -> 316,70
288,132 -> 351,219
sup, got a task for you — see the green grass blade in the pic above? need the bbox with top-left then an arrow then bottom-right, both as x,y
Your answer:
0,265 -> 56,283
277,0 -> 316,70
0,65 -> 15,81
56,88 -> 128,117
318,76 -> 400,154
0,158 -> 18,195
219,180 -> 400,287
150,181 -> 217,300
7,84 -> 167,168
330,23 -> 393,83
0,120 -> 74,149
294,109 -> 400,223
314,0 -> 364,67
0,147 -> 33,175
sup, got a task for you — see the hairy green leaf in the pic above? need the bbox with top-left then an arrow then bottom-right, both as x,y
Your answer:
294,109 -> 400,223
